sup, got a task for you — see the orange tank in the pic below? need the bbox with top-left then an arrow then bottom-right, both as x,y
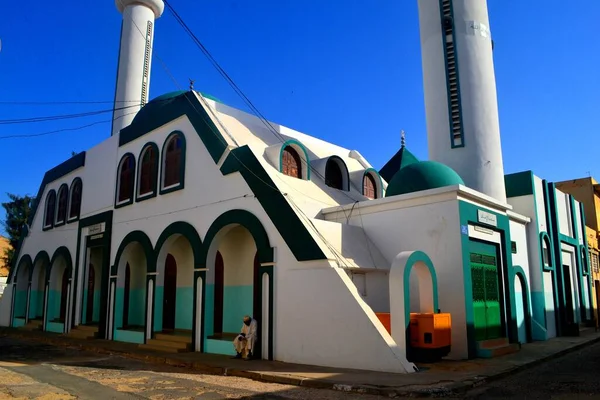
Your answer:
375,312 -> 391,334
409,312 -> 451,349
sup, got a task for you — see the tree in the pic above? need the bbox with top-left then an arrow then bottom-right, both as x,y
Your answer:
1,193 -> 34,271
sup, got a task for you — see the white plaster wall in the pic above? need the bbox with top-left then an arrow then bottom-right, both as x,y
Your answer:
0,285 -> 13,326
219,227 -> 256,286
533,176 -> 548,232
544,271 -> 556,338
80,136 -> 119,217
556,191 -> 572,237
509,220 -> 530,284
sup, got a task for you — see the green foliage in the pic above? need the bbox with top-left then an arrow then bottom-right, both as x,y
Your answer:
1,193 -> 34,271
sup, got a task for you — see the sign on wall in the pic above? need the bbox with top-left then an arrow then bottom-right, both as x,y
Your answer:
477,210 -> 497,227
87,223 -> 105,236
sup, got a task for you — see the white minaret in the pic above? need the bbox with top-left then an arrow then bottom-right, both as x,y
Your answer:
418,0 -> 506,202
112,0 -> 165,136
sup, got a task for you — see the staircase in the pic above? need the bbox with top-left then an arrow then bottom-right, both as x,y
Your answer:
476,338 -> 520,358
139,332 -> 192,353
66,325 -> 99,340
20,319 -> 43,331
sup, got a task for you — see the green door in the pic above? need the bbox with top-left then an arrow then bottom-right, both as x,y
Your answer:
470,251 -> 502,341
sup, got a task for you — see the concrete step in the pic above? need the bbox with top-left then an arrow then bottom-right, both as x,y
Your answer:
154,333 -> 192,344
139,343 -> 186,353
477,337 -> 509,350
477,343 -> 520,358
146,338 -> 189,350
66,330 -> 97,339
76,325 -> 99,333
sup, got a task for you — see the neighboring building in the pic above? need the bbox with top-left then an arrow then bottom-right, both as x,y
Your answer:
555,177 -> 600,327
0,0 -> 593,374
0,236 -> 10,297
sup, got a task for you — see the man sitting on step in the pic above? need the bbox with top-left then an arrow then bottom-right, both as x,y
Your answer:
232,315 -> 257,360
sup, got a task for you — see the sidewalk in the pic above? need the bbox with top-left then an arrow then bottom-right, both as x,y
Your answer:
1,327 -> 599,397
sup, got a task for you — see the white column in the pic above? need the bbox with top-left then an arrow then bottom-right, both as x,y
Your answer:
195,276 -> 203,352
112,0 -> 164,136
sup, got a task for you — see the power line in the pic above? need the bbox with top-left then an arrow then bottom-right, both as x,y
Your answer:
0,105 -> 140,125
0,100 -> 142,105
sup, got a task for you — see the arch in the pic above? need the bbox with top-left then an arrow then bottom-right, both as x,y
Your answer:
540,231 -> 554,271
49,246 -> 73,278
363,168 -> 383,199
200,209 -> 274,266
513,266 -> 533,343
389,251 -> 439,361
160,131 -> 186,194
55,184 -> 69,226
279,139 -> 311,180
136,141 -> 159,201
32,251 -> 51,282
112,231 -> 155,275
154,221 -> 202,264
325,156 -> 349,191
68,177 -> 82,221
43,190 -> 57,229
46,246 -> 73,330
115,153 -> 136,207
11,254 -> 32,284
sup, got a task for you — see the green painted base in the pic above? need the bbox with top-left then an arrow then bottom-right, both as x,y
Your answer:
12,317 -> 25,327
46,322 -> 64,333
205,338 -> 236,356
114,329 -> 145,344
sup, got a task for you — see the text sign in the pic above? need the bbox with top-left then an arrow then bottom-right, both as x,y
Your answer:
88,223 -> 104,236
477,210 -> 497,227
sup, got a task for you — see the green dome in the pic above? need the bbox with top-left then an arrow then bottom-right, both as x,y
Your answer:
385,161 -> 464,197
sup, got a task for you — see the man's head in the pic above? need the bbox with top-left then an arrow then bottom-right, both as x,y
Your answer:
243,315 -> 251,326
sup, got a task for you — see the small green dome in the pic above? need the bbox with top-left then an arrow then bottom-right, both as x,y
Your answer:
385,161 -> 464,197
131,90 -> 188,126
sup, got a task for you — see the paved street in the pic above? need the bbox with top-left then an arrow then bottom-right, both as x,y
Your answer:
0,336 -> 383,400
1,334 -> 600,399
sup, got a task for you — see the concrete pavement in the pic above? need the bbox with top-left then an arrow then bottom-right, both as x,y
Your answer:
1,327 -> 600,398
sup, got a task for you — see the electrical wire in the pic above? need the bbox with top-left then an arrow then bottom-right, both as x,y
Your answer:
0,105 -> 140,125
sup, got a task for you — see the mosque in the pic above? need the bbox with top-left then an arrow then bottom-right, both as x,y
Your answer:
0,0 -> 595,374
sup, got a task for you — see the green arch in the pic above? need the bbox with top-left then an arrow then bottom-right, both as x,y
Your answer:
326,156 -> 350,191
512,265 -> 532,343
49,246 -> 74,281
402,251 -> 439,329
135,142 -> 160,202
279,139 -> 311,180
11,254 -> 32,284
112,230 -> 156,275
114,153 -> 136,208
160,131 -> 186,195
363,168 -> 384,198
31,251 -> 51,282
200,209 -> 274,267
539,231 -> 554,271
155,221 -> 203,266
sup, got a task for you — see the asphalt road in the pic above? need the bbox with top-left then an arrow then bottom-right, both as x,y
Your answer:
1,335 -> 600,399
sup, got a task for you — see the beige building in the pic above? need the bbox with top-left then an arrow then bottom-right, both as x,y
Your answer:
0,236 -> 10,278
555,177 -> 600,326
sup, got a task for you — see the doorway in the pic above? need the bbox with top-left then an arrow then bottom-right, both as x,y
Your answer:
86,264 -> 95,324
213,251 -> 224,334
563,264 -> 575,325
162,254 -> 177,331
470,250 -> 502,341
123,263 -> 131,328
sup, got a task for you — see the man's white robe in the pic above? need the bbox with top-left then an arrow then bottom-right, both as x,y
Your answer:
233,319 -> 257,355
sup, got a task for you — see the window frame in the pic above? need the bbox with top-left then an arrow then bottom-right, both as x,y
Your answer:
67,178 -> 82,222
55,184 -> 69,227
160,131 -> 186,195
324,156 -> 350,191
43,190 -> 57,231
115,153 -> 136,208
136,142 -> 159,202
278,140 -> 310,180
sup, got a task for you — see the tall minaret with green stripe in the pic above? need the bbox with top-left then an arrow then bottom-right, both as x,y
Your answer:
418,0 -> 506,202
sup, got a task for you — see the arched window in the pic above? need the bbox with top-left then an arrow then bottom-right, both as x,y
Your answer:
162,133 -> 184,190
56,184 -> 68,224
117,154 -> 135,204
44,190 -> 56,228
363,173 -> 377,200
282,146 -> 302,179
69,179 -> 82,220
138,144 -> 158,197
325,158 -> 344,190
541,235 -> 551,268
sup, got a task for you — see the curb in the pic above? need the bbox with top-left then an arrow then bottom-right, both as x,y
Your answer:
2,328 -> 600,398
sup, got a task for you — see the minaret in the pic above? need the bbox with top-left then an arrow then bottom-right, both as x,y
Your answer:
112,0 -> 165,136
417,0 -> 506,202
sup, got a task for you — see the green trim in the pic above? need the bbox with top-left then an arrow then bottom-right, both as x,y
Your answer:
119,92 -> 228,166
402,251 -> 439,329
67,177 -> 83,223
326,155 -> 350,191
159,131 -> 186,195
115,153 -> 136,209
540,232 -> 555,272
545,181 -> 563,335
54,184 -> 69,227
505,171 -> 534,198
279,139 -> 311,180
513,266 -> 533,343
364,168 -> 384,198
200,209 -> 274,266
438,0 -> 465,148
42,190 -> 57,231
112,230 -> 156,275
220,146 -> 326,261
32,251 -> 51,282
72,211 -> 113,336
135,142 -> 159,202
154,221 -> 202,264
459,201 -> 517,358
530,177 -> 548,338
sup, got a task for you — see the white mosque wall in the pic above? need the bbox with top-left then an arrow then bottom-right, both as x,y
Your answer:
0,285 -> 12,326
80,136 -> 120,217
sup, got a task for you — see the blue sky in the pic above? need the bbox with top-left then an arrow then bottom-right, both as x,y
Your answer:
0,0 -> 598,218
